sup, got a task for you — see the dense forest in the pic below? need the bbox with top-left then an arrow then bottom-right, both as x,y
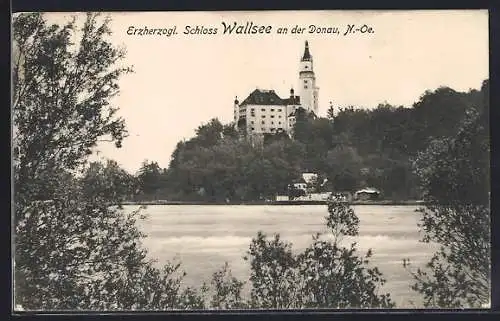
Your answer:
133,81 -> 488,202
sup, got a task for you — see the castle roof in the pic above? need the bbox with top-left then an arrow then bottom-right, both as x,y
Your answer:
240,89 -> 285,106
240,89 -> 300,106
283,96 -> 300,105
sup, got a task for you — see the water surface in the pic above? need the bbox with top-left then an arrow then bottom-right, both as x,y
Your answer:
129,204 -> 438,308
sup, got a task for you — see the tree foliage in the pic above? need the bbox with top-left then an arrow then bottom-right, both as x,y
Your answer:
13,13 -> 205,311
239,201 -> 395,309
143,83 -> 486,203
12,12 -> 131,203
210,263 -> 247,309
408,80 -> 490,308
136,160 -> 167,199
160,122 -> 304,202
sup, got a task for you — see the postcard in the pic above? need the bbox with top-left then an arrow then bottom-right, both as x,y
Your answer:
12,10 -> 490,311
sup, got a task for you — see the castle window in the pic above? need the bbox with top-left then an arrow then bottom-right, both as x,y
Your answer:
305,66 -> 308,69
271,128 -> 275,131
251,121 -> 254,124
304,85 -> 308,89
261,121 -> 265,124
304,80 -> 307,83
262,115 -> 265,118
261,108 -> 265,112
278,115 -> 282,118
278,109 -> 282,112
271,115 -> 274,118
271,121 -> 274,125
251,127 -> 254,131
278,121 -> 281,125
271,108 -> 274,112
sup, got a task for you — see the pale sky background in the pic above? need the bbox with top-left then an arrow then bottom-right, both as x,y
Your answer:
41,10 -> 488,174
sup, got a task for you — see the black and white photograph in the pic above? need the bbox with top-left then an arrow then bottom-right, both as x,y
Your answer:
12,10 -> 490,310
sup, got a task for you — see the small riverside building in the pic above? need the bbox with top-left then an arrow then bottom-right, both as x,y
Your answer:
354,188 -> 381,201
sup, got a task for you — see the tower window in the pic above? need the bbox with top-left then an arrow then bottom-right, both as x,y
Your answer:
271,121 -> 274,125
271,108 -> 274,112
262,115 -> 265,118
251,127 -> 254,131
261,121 -> 265,124
261,108 -> 265,112
278,109 -> 282,112
251,121 -> 254,124
304,80 -> 307,83
305,66 -> 308,69
271,115 -> 274,118
304,85 -> 308,89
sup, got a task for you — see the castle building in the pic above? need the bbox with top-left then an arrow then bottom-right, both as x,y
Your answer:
234,41 -> 320,137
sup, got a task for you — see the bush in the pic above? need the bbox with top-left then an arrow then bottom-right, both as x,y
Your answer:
242,200 -> 395,309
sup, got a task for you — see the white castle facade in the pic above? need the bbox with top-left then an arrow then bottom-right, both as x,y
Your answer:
233,41 -> 319,137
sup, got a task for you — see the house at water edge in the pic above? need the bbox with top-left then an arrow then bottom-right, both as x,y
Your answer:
354,187 -> 381,201
233,41 -> 320,141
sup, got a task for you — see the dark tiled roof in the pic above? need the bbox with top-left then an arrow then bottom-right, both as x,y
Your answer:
283,96 -> 300,105
301,41 -> 312,61
240,89 -> 300,106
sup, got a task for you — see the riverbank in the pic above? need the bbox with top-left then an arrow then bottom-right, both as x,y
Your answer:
122,200 -> 425,206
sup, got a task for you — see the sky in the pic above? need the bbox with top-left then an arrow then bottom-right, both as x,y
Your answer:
39,10 -> 488,174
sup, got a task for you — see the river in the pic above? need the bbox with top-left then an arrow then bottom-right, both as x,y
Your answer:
127,204 -> 439,308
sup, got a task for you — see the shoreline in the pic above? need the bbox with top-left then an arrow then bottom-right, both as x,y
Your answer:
122,200 -> 425,206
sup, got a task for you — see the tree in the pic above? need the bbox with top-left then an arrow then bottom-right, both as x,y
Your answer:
326,104 -> 335,120
13,13 -> 208,310
409,87 -> 472,154
325,146 -> 363,192
210,263 -> 247,309
137,160 -> 164,198
244,232 -> 303,308
82,160 -> 138,201
298,200 -> 394,308
243,201 -> 394,308
13,13 -> 131,204
222,123 -> 239,139
194,118 -> 224,147
409,84 -> 490,308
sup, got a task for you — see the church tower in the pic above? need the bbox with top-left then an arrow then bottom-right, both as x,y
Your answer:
298,41 -> 319,115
